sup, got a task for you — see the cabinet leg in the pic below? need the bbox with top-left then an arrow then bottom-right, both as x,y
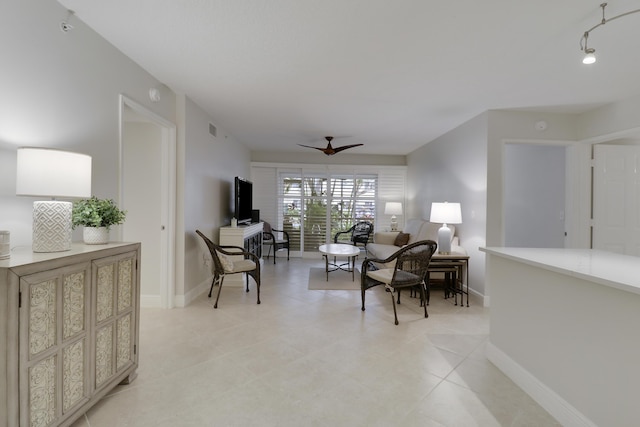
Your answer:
119,370 -> 138,385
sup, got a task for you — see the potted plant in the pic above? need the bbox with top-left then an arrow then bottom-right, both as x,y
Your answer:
72,196 -> 127,244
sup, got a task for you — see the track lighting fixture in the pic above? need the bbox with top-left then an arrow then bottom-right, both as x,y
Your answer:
580,3 -> 640,64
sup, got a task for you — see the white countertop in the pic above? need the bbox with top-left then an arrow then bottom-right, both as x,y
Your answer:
480,247 -> 640,296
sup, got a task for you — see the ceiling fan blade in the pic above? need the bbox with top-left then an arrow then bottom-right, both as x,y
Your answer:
298,137 -> 363,155
332,143 -> 364,153
298,144 -> 327,152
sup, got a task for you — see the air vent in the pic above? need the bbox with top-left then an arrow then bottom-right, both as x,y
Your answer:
209,123 -> 218,138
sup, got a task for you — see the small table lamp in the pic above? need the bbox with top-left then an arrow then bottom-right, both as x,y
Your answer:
385,202 -> 403,231
429,202 -> 462,254
16,148 -> 92,252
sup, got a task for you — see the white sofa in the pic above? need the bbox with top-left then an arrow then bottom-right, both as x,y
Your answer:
366,218 -> 465,266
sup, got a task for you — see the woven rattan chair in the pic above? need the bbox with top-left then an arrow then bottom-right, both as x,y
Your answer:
333,221 -> 373,248
196,230 -> 261,308
360,240 -> 437,325
262,221 -> 290,264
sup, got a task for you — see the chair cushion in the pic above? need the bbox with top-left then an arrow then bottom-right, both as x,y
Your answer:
366,268 -> 394,285
231,259 -> 257,273
216,251 -> 234,272
393,232 -> 410,247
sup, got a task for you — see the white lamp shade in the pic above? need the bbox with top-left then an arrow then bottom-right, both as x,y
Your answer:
430,202 -> 462,224
16,147 -> 92,198
384,202 -> 403,216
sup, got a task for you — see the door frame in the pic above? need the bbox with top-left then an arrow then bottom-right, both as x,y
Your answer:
118,94 -> 177,308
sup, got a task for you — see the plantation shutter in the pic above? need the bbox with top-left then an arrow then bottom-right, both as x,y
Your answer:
377,169 -> 406,231
251,166 -> 276,224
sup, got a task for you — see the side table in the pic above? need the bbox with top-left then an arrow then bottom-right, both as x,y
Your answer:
427,252 -> 469,307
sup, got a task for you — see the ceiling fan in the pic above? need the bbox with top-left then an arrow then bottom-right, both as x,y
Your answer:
298,136 -> 363,156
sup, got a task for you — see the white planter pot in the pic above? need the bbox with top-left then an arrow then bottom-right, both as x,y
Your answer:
83,227 -> 109,245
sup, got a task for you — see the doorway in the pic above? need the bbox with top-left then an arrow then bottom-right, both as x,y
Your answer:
119,95 -> 176,308
504,143 -> 567,248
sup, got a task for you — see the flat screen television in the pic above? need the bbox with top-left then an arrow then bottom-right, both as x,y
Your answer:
234,176 -> 253,225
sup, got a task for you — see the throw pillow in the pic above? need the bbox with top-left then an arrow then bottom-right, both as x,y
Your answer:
216,251 -> 235,272
394,232 -> 410,247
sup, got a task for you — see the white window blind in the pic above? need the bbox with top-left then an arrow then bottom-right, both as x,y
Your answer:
252,163 -> 406,253
251,167 -> 277,224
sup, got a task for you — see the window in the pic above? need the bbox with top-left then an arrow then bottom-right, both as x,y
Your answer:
278,171 -> 377,252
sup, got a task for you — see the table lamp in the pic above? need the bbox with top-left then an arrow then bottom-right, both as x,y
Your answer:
16,147 -> 92,252
385,202 -> 403,231
429,202 -> 462,254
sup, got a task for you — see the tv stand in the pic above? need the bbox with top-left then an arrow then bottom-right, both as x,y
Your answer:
219,222 -> 263,287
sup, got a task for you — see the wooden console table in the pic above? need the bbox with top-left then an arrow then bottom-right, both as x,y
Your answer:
219,222 -> 263,287
0,242 -> 141,427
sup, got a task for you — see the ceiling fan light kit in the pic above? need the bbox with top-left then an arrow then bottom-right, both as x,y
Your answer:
298,136 -> 363,156
580,3 -> 640,64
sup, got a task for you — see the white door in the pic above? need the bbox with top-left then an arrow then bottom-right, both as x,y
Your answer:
593,144 -> 640,255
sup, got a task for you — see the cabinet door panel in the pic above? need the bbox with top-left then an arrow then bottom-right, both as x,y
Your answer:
116,313 -> 132,371
62,338 -> 85,412
95,324 -> 114,388
92,251 -> 137,392
29,355 -> 56,427
117,258 -> 133,313
20,262 -> 91,426
96,264 -> 115,322
28,280 -> 57,358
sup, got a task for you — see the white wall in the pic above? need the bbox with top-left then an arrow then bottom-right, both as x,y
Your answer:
0,0 -> 175,248
407,113 -> 489,297
486,111 -> 580,251
0,0 -> 254,307
182,96 -> 251,304
251,150 -> 405,166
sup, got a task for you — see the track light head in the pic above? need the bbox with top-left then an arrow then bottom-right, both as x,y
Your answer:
583,48 -> 596,64
579,3 -> 640,64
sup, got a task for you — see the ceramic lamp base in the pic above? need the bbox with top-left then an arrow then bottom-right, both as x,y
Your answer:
32,201 -> 72,253
437,224 -> 452,254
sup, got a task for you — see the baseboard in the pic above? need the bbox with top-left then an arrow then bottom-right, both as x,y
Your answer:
486,342 -> 597,427
466,287 -> 489,307
140,294 -> 161,308
174,277 -> 211,308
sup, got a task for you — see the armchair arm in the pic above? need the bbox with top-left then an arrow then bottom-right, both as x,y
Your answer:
334,226 -> 354,243
263,230 -> 276,242
271,228 -> 290,241
217,245 -> 259,263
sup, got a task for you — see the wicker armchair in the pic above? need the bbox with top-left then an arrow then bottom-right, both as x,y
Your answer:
360,240 -> 437,325
262,221 -> 290,264
333,221 -> 373,248
196,230 -> 261,308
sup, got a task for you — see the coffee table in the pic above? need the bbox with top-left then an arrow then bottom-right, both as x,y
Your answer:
318,243 -> 361,281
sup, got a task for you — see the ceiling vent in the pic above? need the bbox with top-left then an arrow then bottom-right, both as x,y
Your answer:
209,123 -> 218,138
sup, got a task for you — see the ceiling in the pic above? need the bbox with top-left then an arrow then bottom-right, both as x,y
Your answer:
57,0 -> 640,155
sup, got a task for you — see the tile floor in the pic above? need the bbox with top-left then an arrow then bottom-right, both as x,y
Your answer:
72,257 -> 560,427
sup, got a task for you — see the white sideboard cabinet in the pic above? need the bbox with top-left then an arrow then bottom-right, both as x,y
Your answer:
0,242 -> 141,427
